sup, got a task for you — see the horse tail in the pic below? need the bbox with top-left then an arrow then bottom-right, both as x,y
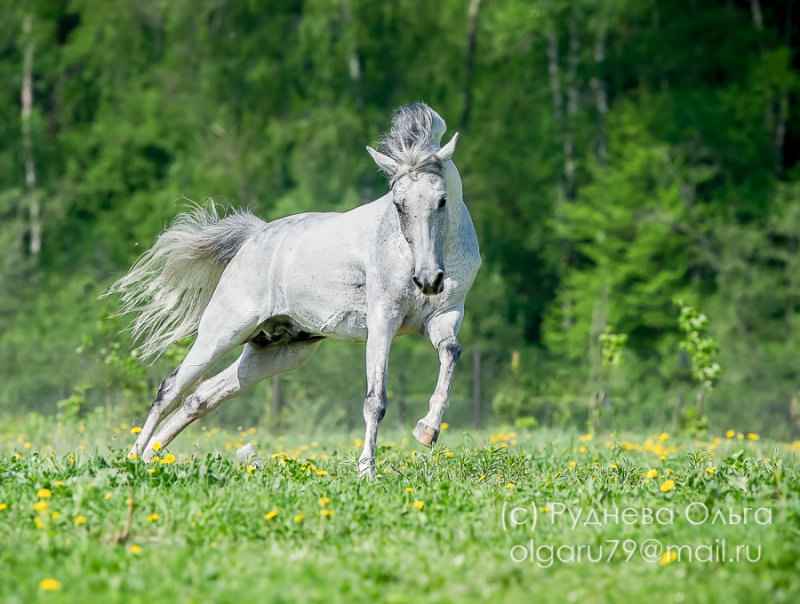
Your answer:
105,201 -> 265,360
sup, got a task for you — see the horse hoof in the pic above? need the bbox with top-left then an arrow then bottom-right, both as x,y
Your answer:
412,421 -> 439,447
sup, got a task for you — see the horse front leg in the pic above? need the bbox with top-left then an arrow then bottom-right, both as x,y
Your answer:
413,305 -> 464,447
358,310 -> 399,478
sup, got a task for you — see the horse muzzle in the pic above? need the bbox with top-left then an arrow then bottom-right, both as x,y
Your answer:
412,269 -> 445,296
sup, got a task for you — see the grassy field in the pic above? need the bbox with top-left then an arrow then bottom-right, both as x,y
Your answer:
1,415 -> 799,603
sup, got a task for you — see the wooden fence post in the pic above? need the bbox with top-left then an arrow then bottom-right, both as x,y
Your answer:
271,375 -> 281,432
473,348 -> 481,429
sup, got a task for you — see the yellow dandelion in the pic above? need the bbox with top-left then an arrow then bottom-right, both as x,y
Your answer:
316,469 -> 328,476
320,509 -> 335,517
441,422 -> 449,431
747,433 -> 759,441
579,433 -> 593,442
246,465 -> 256,473
646,469 -> 658,479
609,464 -> 617,469
404,487 -> 413,493
264,509 -> 279,520
660,550 -> 678,565
579,446 -> 586,453
74,516 -> 87,525
51,510 -> 61,520
660,480 -> 675,493
568,461 -> 576,470
541,506 -> 550,512
131,427 -> 142,434
294,514 -> 304,523
147,468 -> 156,475
412,500 -> 424,510
104,493 -> 111,500
506,482 -> 514,488
128,453 -> 138,460
737,433 -> 744,440
318,497 -> 331,507
39,578 -> 61,591
129,545 -> 141,554
0,503 -> 7,512
147,513 -> 160,523
33,500 -> 48,512
54,481 -> 64,487
706,467 -> 716,474
164,453 -> 176,465
659,432 -> 669,442
725,429 -> 735,438
34,516 -> 44,530
37,488 -> 52,499
445,451 -> 453,458
151,442 -> 162,452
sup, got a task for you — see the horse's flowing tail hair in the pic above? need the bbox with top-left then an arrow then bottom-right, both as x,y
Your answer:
105,202 -> 265,360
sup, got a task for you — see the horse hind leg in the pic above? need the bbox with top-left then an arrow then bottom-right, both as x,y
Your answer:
130,315 -> 260,459
142,338 -> 322,458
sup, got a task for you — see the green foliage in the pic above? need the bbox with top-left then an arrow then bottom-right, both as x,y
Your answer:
599,327 -> 627,368
676,300 -> 722,389
0,0 -> 798,437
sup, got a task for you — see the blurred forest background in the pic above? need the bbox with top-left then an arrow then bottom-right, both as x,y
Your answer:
1,0 -> 799,438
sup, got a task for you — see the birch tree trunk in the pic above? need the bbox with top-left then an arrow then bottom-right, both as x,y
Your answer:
563,16 -> 579,202
341,1 -> 373,204
460,0 -> 481,130
544,3 -> 565,207
21,14 -> 41,255
772,3 -> 791,177
590,10 -> 607,163
543,1 -> 574,329
750,0 -> 790,177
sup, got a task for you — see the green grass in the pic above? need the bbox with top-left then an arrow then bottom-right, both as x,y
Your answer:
1,417 -> 799,603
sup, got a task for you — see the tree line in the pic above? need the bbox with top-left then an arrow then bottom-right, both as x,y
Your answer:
0,0 -> 798,437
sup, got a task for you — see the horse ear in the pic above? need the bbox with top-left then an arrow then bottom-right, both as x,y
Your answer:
366,146 -> 399,176
436,132 -> 459,163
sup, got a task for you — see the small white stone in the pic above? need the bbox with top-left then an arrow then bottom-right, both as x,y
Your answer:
236,443 -> 264,468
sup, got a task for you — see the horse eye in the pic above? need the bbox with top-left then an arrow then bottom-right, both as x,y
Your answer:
394,202 -> 405,215
438,196 -> 447,209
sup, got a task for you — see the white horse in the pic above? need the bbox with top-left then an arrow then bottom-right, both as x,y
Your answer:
108,102 -> 481,476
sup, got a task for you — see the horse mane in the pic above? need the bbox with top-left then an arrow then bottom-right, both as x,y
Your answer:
378,102 -> 447,187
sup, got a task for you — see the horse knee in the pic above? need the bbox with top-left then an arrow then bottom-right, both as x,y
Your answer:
438,337 -> 461,362
363,393 -> 387,423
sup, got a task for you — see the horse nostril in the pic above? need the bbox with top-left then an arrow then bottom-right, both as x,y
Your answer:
412,275 -> 423,290
432,271 -> 445,293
